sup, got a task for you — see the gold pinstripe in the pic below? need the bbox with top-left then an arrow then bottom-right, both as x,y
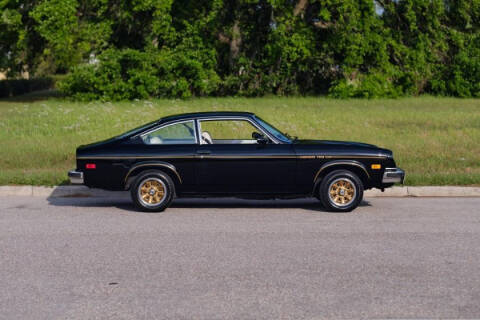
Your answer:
78,155 -> 385,160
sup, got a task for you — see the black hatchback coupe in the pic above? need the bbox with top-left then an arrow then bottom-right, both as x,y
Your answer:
68,112 -> 404,212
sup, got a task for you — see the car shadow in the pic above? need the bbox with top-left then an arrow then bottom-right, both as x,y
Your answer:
172,197 -> 372,212
47,195 -> 372,213
47,196 -> 135,212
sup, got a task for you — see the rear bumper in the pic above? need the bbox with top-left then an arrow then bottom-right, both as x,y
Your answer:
68,170 -> 84,184
382,167 -> 405,184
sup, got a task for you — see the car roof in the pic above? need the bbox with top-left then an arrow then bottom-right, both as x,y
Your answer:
160,111 -> 255,123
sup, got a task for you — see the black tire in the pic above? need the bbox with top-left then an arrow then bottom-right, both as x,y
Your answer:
130,170 -> 175,212
318,170 -> 364,212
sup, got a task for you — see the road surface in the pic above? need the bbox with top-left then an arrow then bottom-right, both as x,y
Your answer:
1,196 -> 479,319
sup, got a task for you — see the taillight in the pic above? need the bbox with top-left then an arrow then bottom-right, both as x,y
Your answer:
86,163 -> 96,169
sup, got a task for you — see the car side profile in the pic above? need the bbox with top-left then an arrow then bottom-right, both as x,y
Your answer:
68,112 -> 404,212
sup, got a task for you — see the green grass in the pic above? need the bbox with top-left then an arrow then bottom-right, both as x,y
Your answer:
0,96 -> 479,186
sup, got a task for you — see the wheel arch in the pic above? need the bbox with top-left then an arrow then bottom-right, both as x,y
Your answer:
313,160 -> 370,193
124,161 -> 182,190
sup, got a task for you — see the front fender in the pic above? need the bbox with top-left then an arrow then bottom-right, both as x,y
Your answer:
314,160 -> 371,183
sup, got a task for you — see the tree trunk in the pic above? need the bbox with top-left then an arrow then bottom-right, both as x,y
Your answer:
293,0 -> 308,17
229,20 -> 242,68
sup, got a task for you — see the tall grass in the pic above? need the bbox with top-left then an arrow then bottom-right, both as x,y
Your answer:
0,96 -> 479,186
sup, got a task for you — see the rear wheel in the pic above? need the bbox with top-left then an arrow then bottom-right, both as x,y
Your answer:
318,170 -> 363,212
131,170 -> 174,212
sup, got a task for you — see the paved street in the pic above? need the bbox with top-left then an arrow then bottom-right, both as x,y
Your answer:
1,196 -> 480,319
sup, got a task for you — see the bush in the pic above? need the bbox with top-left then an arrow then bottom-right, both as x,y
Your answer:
60,48 -> 220,100
328,73 -> 402,99
59,49 -> 157,100
0,78 -> 56,98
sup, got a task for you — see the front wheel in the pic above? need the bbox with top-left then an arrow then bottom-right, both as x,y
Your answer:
131,170 -> 174,212
318,170 -> 364,212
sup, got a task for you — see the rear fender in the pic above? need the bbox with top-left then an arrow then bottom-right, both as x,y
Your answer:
124,161 -> 182,190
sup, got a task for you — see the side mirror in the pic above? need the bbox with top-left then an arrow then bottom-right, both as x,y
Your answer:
252,132 -> 268,144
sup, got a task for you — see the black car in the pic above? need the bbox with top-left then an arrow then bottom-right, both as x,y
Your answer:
68,112 -> 404,212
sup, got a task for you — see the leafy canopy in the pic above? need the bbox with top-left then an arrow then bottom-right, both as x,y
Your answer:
1,0 -> 479,99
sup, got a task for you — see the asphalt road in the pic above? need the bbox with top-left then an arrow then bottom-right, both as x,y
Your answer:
1,196 -> 480,319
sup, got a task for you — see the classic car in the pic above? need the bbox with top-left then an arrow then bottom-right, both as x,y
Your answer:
68,111 -> 404,212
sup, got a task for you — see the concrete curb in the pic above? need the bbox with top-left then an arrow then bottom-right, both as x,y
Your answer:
0,185 -> 479,198
364,186 -> 480,197
0,185 -> 126,198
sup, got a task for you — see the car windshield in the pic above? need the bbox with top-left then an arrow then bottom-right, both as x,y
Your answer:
254,116 -> 292,143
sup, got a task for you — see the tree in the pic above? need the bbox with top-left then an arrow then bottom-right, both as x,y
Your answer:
1,0 -> 479,98
0,0 -> 43,77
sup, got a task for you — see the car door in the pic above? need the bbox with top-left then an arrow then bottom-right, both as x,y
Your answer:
195,118 -> 296,194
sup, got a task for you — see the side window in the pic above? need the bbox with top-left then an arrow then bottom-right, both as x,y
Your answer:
142,121 -> 196,145
199,120 -> 265,144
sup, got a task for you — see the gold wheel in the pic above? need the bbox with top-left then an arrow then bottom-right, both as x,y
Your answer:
328,178 -> 356,207
138,178 -> 166,207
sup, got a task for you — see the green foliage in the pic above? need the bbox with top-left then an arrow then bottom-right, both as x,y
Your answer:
30,0 -> 111,73
60,48 -> 220,100
329,73 -> 402,99
60,49 -> 157,100
1,0 -> 480,99
432,33 -> 480,97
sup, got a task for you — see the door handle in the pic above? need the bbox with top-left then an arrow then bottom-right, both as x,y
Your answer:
197,150 -> 211,155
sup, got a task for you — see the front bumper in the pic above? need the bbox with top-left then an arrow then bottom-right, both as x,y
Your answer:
382,167 -> 405,184
68,170 -> 84,184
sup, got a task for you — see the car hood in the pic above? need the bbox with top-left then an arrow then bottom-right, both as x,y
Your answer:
294,139 -> 378,148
